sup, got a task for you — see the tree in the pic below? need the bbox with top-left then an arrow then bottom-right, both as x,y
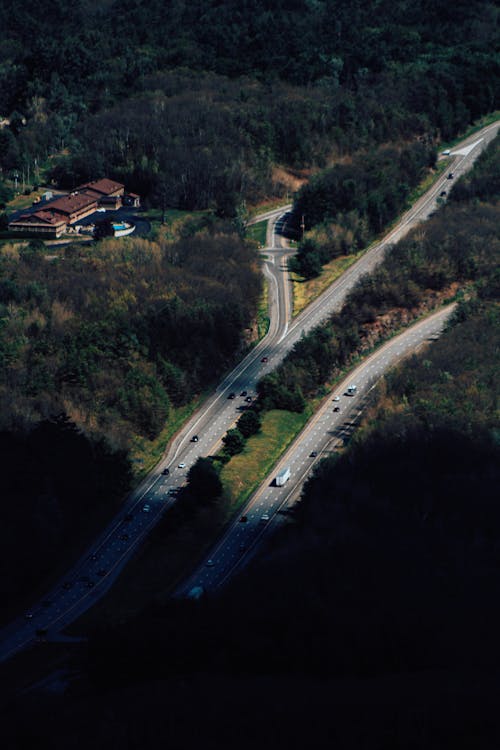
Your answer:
237,409 -> 261,438
186,457 -> 222,502
222,428 -> 245,456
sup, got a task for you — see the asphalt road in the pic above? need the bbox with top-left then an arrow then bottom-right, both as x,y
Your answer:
177,304 -> 456,596
0,121 -> 498,662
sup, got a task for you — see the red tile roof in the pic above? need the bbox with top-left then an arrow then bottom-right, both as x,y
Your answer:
77,178 -> 124,196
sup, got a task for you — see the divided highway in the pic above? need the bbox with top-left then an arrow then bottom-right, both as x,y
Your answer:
0,120 -> 498,663
178,304 -> 456,595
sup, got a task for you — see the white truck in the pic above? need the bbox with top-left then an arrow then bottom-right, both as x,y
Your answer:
275,466 -> 291,486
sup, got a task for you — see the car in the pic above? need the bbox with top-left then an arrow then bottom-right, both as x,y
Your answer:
440,190 -> 447,197
333,406 -> 340,412
97,569 -> 107,577
191,435 -> 199,442
206,559 -> 215,567
119,533 -> 129,541
261,356 -> 268,363
162,467 -> 170,475
240,390 -> 247,397
310,451 -> 318,458
178,462 -> 186,469
239,515 -> 248,523
228,392 -> 236,399
245,396 -> 252,403
261,514 -> 270,522
142,504 -> 151,512
447,172 -> 454,179
333,396 -> 340,402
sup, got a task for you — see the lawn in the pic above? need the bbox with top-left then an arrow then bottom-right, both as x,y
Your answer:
220,408 -> 312,509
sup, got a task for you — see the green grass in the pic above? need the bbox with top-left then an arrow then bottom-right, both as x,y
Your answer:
291,251 -> 363,316
256,277 -> 270,339
220,408 -> 312,509
246,219 -> 267,247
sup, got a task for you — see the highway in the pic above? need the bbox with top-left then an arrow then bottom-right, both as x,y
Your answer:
178,304 -> 456,595
0,120 -> 497,662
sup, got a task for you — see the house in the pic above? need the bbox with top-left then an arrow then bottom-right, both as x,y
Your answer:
76,178 -> 125,209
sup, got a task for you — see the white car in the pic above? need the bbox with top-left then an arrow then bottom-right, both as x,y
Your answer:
178,462 -> 186,469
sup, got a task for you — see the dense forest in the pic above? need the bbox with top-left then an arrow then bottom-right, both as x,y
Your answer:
0,223 -> 261,608
0,0 -> 499,211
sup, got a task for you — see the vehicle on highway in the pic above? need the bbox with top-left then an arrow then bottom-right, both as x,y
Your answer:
261,356 -> 268,363
178,462 -> 186,469
275,466 -> 291,486
142,504 -> 151,512
191,435 -> 199,442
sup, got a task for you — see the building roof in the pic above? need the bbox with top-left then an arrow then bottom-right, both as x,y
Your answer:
11,211 -> 66,226
46,192 -> 98,215
77,178 -> 124,196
